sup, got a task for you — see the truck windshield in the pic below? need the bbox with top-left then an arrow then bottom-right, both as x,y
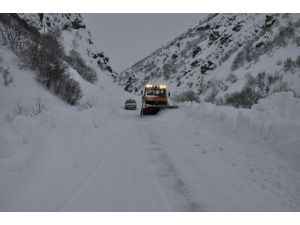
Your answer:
146,89 -> 166,97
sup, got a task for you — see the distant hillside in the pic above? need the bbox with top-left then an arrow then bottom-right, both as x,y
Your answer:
118,13 -> 300,108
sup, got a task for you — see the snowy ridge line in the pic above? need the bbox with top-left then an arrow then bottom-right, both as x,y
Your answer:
56,145 -> 116,211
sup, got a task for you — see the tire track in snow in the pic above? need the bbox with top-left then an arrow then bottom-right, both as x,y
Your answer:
142,122 -> 206,211
56,146 -> 116,211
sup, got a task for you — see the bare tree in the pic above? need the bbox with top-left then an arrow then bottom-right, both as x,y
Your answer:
1,66 -> 13,86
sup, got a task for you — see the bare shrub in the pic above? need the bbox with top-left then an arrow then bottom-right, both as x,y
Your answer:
0,19 -> 23,52
6,98 -> 47,122
225,87 -> 262,108
56,75 -> 83,105
33,97 -> 47,115
205,88 -> 218,103
272,79 -> 289,93
65,49 -> 98,84
245,72 -> 255,87
174,90 -> 199,102
219,46 -> 238,65
226,73 -> 238,83
197,76 -> 208,95
296,55 -> 300,67
275,59 -> 282,66
77,97 -> 96,111
0,14 -> 83,105
1,66 -> 13,86
162,62 -> 177,80
283,57 -> 296,73
294,35 -> 300,46
231,22 -> 297,71
231,42 -> 254,71
72,38 -> 79,49
224,69 -> 292,108
34,33 -> 67,89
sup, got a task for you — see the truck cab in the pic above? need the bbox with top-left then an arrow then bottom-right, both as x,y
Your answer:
143,84 -> 169,106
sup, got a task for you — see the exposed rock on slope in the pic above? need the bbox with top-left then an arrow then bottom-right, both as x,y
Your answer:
118,14 -> 300,108
17,13 -> 115,76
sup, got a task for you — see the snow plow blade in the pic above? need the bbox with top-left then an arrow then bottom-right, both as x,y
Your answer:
140,105 -> 178,117
166,105 -> 178,109
140,107 -> 160,116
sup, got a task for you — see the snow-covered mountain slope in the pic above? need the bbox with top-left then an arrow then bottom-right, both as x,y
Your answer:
118,14 -> 300,106
17,13 -> 115,76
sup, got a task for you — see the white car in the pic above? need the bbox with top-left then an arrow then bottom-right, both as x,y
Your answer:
124,99 -> 137,110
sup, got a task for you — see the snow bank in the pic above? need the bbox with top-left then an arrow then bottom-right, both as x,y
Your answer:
177,91 -> 300,172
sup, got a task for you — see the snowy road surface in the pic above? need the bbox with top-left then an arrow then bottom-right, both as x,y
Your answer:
2,96 -> 299,211
57,107 -> 299,211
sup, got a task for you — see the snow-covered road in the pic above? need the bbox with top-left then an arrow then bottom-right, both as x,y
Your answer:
12,99 -> 294,212
1,93 -> 300,211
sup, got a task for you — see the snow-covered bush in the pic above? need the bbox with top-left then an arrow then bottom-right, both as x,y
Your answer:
174,90 -> 199,102
65,49 -> 98,84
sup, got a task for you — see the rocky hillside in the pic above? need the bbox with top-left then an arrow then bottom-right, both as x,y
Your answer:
0,13 -> 117,105
17,13 -> 115,75
118,13 -> 300,108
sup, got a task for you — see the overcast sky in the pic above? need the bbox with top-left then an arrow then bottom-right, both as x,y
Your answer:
83,14 -> 207,72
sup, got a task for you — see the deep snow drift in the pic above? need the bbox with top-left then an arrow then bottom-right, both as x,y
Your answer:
1,46 -> 300,211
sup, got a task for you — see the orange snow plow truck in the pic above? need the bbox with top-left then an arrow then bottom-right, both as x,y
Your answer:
140,84 -> 178,117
